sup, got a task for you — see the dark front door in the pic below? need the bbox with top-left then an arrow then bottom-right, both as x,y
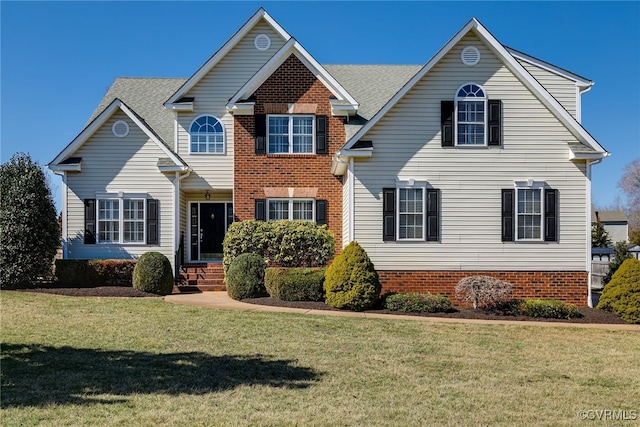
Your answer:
199,203 -> 225,260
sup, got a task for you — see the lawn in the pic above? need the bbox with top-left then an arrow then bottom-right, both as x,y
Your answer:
2,291 -> 639,426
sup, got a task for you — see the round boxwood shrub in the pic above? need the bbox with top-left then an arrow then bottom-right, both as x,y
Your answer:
597,258 -> 640,324
265,267 -> 326,301
132,252 -> 173,295
324,241 -> 381,311
225,253 -> 267,300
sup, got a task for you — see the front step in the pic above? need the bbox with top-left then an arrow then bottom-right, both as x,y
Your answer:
174,262 -> 226,293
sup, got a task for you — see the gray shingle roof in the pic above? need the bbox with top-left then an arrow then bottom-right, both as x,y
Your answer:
89,77 -> 187,147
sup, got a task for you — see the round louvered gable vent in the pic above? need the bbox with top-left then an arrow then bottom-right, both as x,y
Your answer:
112,120 -> 129,138
461,46 -> 480,66
254,34 -> 271,51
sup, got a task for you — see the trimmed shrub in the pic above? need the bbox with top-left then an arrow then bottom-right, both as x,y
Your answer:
603,241 -> 633,285
324,241 -> 381,311
265,267 -> 325,301
55,259 -> 136,286
516,299 -> 582,320
597,258 -> 640,324
225,253 -> 267,300
384,293 -> 454,313
455,275 -> 513,309
132,252 -> 173,295
223,220 -> 334,273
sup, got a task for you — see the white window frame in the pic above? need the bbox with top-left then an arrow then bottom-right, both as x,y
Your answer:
267,114 -> 315,154
96,193 -> 147,244
189,115 -> 225,154
396,182 -> 426,241
515,182 -> 544,242
455,83 -> 487,146
267,198 -> 315,222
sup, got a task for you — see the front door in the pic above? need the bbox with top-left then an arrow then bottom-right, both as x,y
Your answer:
190,202 -> 232,261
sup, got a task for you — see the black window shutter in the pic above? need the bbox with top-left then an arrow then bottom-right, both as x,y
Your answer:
488,100 -> 502,146
441,101 -> 454,147
426,189 -> 439,242
544,189 -> 558,242
255,114 -> 266,154
316,200 -> 327,225
84,199 -> 96,244
147,199 -> 158,245
255,199 -> 266,221
316,115 -> 328,154
501,189 -> 515,242
383,188 -> 396,241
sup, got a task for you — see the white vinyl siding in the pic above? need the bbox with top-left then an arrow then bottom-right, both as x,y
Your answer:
351,32 -> 589,272
65,111 -> 175,265
342,167 -> 351,248
518,60 -> 578,119
177,20 -> 286,191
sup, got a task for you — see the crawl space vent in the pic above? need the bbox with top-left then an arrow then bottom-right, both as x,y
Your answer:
254,34 -> 271,51
112,120 -> 129,138
461,46 -> 480,66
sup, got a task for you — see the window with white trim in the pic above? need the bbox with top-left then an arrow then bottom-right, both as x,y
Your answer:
97,197 -> 146,243
455,83 -> 486,145
516,186 -> 543,241
267,115 -> 314,154
398,188 -> 424,240
190,115 -> 225,154
267,199 -> 314,221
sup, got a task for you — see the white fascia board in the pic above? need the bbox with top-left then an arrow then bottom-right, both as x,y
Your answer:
227,39 -> 359,112
165,8 -> 292,107
165,102 -> 194,112
569,150 -> 610,161
49,163 -> 81,172
227,102 -> 255,115
158,165 -> 189,173
343,18 -> 607,155
331,149 -> 372,176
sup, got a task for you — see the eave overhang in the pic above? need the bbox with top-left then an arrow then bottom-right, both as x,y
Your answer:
330,148 -> 373,176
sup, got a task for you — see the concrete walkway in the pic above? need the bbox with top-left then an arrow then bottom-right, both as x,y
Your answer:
164,292 -> 639,331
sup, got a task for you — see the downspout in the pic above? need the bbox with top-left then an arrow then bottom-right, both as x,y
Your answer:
349,157 -> 355,245
53,171 -> 68,258
586,158 -> 603,308
173,169 -> 191,276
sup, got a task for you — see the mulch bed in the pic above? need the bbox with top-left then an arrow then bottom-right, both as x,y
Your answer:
14,286 -> 628,324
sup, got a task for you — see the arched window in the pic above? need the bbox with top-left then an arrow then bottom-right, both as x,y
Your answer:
455,83 -> 486,145
190,115 -> 224,154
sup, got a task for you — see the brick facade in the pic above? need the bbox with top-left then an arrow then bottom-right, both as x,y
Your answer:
233,54 -> 344,251
378,270 -> 589,306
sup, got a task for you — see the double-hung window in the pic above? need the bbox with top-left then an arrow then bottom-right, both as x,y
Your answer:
456,83 -> 486,145
267,199 -> 314,221
398,188 -> 424,240
267,115 -> 314,154
502,182 -> 557,242
383,184 -> 439,242
96,195 -> 146,244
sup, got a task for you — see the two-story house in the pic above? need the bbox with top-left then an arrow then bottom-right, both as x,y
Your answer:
49,8 -> 609,305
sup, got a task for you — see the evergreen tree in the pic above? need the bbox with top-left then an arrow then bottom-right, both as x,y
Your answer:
603,241 -> 632,286
591,219 -> 612,248
1,153 -> 60,288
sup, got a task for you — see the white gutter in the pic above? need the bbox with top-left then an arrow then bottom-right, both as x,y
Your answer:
173,110 -> 179,153
348,157 -> 355,245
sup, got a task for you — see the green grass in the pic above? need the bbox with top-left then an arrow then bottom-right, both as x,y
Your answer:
2,291 -> 639,426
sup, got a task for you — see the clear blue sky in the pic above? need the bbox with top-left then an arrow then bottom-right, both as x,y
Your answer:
2,1 -> 639,212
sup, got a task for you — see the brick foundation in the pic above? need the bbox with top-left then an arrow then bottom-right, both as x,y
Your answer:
378,270 -> 589,306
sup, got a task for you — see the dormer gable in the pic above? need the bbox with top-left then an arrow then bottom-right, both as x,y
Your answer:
226,38 -> 359,117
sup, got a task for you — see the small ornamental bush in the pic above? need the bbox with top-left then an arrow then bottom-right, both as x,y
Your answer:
324,241 -> 381,311
225,253 -> 267,300
132,252 -> 173,295
516,299 -> 582,320
223,220 -> 334,273
597,258 -> 640,324
265,267 -> 326,301
384,293 -> 454,313
455,275 -> 513,309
